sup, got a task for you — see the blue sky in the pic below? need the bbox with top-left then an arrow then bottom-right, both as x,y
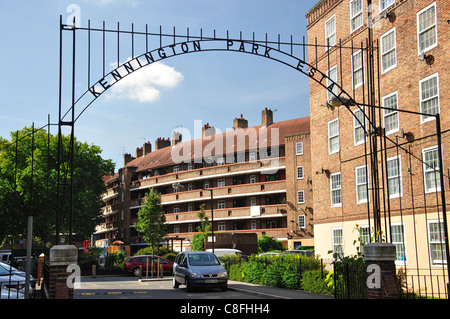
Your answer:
0,0 -> 318,168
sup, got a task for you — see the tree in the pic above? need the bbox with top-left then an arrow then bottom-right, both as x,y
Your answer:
0,126 -> 115,246
192,203 -> 210,251
135,188 -> 168,254
258,235 -> 284,253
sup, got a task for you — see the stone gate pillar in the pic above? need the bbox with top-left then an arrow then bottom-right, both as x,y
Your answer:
47,245 -> 78,299
364,243 -> 400,299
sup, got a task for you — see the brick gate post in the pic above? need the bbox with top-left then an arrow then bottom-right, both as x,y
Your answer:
47,245 -> 78,299
364,243 -> 400,299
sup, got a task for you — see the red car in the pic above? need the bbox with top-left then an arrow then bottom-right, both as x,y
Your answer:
124,255 -> 174,277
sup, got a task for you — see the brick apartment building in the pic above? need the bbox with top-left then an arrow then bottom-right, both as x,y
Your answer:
306,0 -> 449,280
95,109 -> 313,255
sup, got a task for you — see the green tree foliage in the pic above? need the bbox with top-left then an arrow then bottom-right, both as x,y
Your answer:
0,126 -> 114,245
191,203 -> 210,251
257,234 -> 284,253
135,188 -> 168,254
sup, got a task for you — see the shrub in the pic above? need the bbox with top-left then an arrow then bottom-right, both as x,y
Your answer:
301,269 -> 333,295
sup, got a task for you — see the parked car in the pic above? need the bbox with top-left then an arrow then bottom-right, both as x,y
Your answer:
172,251 -> 228,292
0,251 -> 11,264
206,248 -> 249,260
0,265 -> 32,298
124,255 -> 174,277
1,286 -> 24,299
0,262 -> 36,288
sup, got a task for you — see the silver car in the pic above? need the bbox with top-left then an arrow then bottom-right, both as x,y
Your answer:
172,251 -> 228,292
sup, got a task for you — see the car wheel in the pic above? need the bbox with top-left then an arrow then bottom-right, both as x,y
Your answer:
173,276 -> 179,289
220,284 -> 228,291
185,278 -> 193,292
133,268 -> 141,277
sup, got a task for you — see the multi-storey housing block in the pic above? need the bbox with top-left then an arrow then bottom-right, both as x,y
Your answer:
306,0 -> 449,284
95,109 -> 313,255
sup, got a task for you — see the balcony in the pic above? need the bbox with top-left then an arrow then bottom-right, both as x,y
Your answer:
94,222 -> 118,234
130,157 -> 285,191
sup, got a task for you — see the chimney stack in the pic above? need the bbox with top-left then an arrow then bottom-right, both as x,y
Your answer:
202,123 -> 216,138
123,153 -> 135,166
143,141 -> 152,155
262,107 -> 273,128
233,114 -> 248,130
136,147 -> 143,158
155,137 -> 171,150
172,131 -> 182,146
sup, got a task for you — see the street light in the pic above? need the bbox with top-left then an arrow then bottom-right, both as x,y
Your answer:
172,183 -> 215,253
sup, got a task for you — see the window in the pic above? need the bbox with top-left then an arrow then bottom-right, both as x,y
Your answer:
174,225 -> 180,233
332,228 -> 343,256
217,157 -> 225,165
328,119 -> 340,154
350,0 -> 363,33
204,181 -> 210,189
249,151 -> 257,161
356,165 -> 369,203
358,226 -> 370,248
251,197 -> 257,206
173,165 -> 179,173
327,66 -> 338,102
420,73 -> 440,123
250,175 -> 256,184
381,28 -> 397,73
188,204 -> 193,212
380,0 -> 395,12
325,15 -> 336,49
383,92 -> 399,134
218,200 -> 226,209
188,224 -> 193,232
297,190 -> 305,204
296,142 -> 303,155
387,156 -> 402,198
174,206 -> 180,214
417,2 -> 437,54
330,172 -> 342,207
251,220 -> 257,230
428,220 -> 447,265
187,183 -> 193,191
391,223 -> 406,264
354,108 -> 366,145
217,178 -> 225,187
298,215 -> 306,229
297,166 -> 304,179
352,50 -> 364,88
187,163 -> 192,170
423,146 -> 441,193
218,222 -> 226,231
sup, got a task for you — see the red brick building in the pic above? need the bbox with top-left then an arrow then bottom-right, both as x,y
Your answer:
306,0 -> 449,295
95,109 -> 313,254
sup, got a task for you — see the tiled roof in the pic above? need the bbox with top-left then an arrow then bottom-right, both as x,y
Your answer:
126,117 -> 310,172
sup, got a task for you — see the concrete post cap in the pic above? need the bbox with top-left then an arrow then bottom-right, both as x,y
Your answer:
364,243 -> 396,261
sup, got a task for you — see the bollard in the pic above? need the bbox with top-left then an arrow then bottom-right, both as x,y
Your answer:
92,264 -> 96,278
139,265 -> 143,279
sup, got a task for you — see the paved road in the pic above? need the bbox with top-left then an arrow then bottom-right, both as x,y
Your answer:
74,275 -> 264,299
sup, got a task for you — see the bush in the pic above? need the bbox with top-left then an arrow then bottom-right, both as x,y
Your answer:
301,269 -> 333,295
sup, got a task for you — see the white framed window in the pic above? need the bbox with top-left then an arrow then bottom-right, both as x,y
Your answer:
187,162 -> 192,170
251,220 -> 257,230
188,224 -> 193,232
428,220 -> 447,266
381,28 -> 397,73
358,225 -> 370,248
350,0 -> 363,33
354,108 -> 366,146
187,204 -> 193,212
173,206 -> 180,214
217,178 -> 225,187
297,166 -> 304,179
327,66 -> 338,102
328,118 -> 340,154
383,91 -> 399,135
325,14 -> 336,49
250,197 -> 257,206
249,151 -> 257,162
218,200 -> 226,209
216,157 -> 225,165
352,50 -> 364,88
218,222 -> 226,231
296,142 -> 303,155
420,73 -> 440,123
332,228 -> 343,256
173,165 -> 179,173
330,172 -> 342,207
380,0 -> 395,12
250,175 -> 256,184
187,183 -> 193,191
417,2 -> 437,54
387,155 -> 402,198
204,181 -> 210,189
297,190 -> 305,204
422,146 -> 441,193
298,215 -> 306,229
356,165 -> 369,203
391,223 -> 407,265
174,225 -> 180,233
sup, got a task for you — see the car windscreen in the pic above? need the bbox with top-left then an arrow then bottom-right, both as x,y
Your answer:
188,254 -> 220,266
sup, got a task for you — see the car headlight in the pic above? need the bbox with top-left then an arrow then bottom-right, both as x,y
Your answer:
218,271 -> 228,278
189,272 -> 202,278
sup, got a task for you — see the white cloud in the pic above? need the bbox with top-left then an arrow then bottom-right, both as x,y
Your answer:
105,61 -> 184,103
